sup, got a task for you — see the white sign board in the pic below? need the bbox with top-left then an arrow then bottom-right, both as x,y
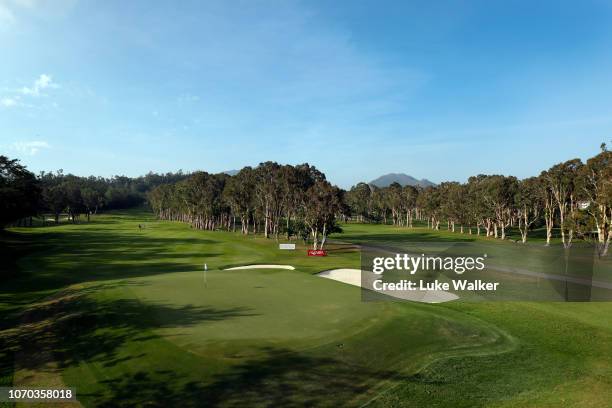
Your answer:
578,201 -> 590,210
279,243 -> 296,250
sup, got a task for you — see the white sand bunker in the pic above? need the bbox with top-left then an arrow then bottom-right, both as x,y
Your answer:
318,269 -> 458,304
224,264 -> 295,270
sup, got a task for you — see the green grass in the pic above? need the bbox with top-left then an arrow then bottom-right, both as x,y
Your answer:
1,210 -> 611,407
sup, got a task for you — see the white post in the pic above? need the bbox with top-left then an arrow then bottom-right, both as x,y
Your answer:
204,263 -> 208,287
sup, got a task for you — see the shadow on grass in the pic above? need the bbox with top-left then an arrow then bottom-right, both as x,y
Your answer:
1,227 -> 223,295
336,232 -> 478,245
84,347 -> 407,408
1,282 -> 256,376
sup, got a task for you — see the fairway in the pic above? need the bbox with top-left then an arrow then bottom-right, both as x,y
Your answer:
1,211 -> 611,407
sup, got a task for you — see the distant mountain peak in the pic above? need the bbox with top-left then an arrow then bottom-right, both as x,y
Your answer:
369,173 -> 436,188
223,169 -> 239,176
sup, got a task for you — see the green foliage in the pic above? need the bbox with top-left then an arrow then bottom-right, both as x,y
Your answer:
0,155 -> 40,227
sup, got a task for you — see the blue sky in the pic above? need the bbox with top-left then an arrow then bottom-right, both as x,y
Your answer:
1,0 -> 611,188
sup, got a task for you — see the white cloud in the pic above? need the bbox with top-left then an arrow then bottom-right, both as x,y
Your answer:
0,3 -> 16,25
11,140 -> 51,155
11,0 -> 38,8
0,0 -> 77,27
1,97 -> 17,107
21,74 -> 57,96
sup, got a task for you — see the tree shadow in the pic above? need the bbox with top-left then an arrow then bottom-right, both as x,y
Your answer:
2,228 -> 223,295
1,283 -> 256,374
337,232 -> 478,245
84,347 -> 408,408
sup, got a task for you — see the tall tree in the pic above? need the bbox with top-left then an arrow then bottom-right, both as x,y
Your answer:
542,159 -> 583,248
577,144 -> 612,255
515,177 -> 543,243
0,156 -> 40,228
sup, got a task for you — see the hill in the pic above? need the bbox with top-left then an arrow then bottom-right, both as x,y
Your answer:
369,173 -> 436,188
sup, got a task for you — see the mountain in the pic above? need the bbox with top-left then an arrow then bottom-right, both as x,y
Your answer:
369,173 -> 436,188
223,169 -> 239,176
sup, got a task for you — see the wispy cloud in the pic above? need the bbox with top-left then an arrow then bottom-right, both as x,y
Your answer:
21,74 -> 58,96
0,0 -> 77,28
1,97 -> 18,107
0,74 -> 59,109
0,2 -> 16,26
11,140 -> 51,155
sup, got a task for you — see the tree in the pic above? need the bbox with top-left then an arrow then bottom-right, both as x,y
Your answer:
81,186 -> 105,221
346,183 -> 372,222
301,180 -> 341,249
467,175 -> 493,236
479,175 -> 518,240
224,167 -> 255,234
439,182 -> 465,232
0,156 -> 40,228
418,186 -> 441,230
387,182 -> 404,226
402,185 -> 419,228
43,184 -> 68,224
542,159 -> 583,248
254,162 -> 283,239
515,177 -> 543,243
577,144 -> 612,255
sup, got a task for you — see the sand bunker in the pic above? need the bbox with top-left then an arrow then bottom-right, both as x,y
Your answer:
224,264 -> 295,270
318,268 -> 459,304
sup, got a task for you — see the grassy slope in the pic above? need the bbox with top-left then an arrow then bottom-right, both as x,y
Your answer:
339,223 -> 612,407
0,211 -> 610,407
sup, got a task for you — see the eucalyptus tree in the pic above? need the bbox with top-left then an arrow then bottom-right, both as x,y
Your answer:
577,144 -> 612,255
387,182 -> 404,226
402,185 -> 419,227
254,162 -> 284,238
370,186 -> 387,224
301,179 -> 342,249
148,183 -> 176,220
515,177 -> 543,243
478,175 -> 518,239
453,183 -> 471,233
465,176 -> 492,236
0,155 -> 40,228
439,182 -> 464,232
346,182 -> 372,222
418,186 -> 441,230
81,177 -> 107,221
283,164 -> 320,239
224,167 -> 255,234
63,178 -> 85,222
542,159 -> 583,248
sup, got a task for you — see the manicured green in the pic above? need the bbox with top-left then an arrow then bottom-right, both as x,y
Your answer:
1,211 -> 611,407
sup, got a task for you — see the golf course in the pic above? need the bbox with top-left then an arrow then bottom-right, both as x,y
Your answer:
1,210 -> 611,407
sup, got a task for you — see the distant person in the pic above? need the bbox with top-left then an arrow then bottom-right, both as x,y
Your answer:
138,224 -> 142,230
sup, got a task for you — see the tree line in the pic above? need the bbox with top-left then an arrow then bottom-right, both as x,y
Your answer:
344,144 -> 611,255
2,144 -> 609,254
148,162 -> 345,250
0,155 -> 188,227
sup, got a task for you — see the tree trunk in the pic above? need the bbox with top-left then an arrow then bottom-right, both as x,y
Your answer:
320,223 -> 327,249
